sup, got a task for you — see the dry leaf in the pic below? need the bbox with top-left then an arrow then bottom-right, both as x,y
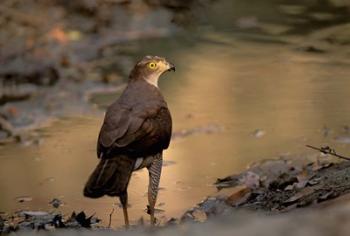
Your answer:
284,188 -> 315,205
226,185 -> 251,206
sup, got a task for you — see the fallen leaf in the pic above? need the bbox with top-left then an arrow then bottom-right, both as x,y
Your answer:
308,177 -> 322,186
295,171 -> 313,189
191,209 -> 207,222
312,161 -> 333,171
284,185 -> 294,191
74,211 -> 94,228
318,190 -> 339,202
226,186 -> 251,206
284,188 -> 315,205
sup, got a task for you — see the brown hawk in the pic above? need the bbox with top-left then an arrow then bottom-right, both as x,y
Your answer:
83,55 -> 175,227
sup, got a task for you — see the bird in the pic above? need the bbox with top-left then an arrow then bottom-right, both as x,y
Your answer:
83,55 -> 175,228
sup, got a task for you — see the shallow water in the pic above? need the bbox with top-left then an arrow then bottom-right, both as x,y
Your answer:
1,0 -> 350,227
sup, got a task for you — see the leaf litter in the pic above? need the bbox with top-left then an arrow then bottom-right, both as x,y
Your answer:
183,147 -> 350,223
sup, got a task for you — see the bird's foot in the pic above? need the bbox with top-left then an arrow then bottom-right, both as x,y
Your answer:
146,205 -> 158,225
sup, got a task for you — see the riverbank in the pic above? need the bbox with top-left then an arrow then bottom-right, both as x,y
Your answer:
2,150 -> 350,234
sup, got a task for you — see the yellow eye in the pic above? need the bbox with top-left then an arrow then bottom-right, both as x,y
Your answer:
148,62 -> 157,69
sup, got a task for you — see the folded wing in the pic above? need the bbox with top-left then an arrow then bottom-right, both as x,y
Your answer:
97,101 -> 172,158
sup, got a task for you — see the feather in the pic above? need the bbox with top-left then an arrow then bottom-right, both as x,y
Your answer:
83,155 -> 135,198
97,80 -> 172,159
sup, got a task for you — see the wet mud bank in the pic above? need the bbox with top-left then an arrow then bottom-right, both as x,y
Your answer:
2,152 -> 350,234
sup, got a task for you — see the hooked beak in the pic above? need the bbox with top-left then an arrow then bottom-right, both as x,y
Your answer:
167,62 -> 176,72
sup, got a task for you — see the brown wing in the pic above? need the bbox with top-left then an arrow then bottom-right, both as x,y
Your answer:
97,101 -> 172,158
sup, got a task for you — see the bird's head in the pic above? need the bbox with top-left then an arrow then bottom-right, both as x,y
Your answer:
129,55 -> 175,87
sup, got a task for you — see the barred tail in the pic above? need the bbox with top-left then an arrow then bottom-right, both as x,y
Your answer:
83,155 -> 135,198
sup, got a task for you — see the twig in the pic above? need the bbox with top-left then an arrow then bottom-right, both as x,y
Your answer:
108,208 -> 115,228
306,145 -> 350,161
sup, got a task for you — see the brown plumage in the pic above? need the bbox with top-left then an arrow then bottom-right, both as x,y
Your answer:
84,55 -> 174,227
83,155 -> 135,198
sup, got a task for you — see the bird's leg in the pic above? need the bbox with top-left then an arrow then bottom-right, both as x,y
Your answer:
147,153 -> 163,226
119,191 -> 129,228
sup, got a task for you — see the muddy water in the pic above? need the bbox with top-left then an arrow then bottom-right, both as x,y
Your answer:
2,0 -> 350,227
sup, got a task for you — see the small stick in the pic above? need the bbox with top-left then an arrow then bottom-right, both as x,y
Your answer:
108,208 -> 115,228
306,145 -> 350,161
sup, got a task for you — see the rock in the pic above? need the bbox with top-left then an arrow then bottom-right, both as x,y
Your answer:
49,198 -> 63,208
239,171 -> 260,189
